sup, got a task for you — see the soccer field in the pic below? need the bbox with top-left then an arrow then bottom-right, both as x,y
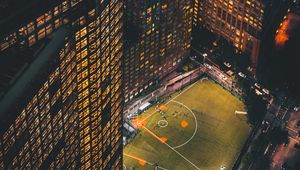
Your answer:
124,78 -> 251,170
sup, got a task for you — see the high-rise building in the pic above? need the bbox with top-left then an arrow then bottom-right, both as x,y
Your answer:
193,0 -> 264,65
124,0 -> 192,102
0,0 -> 123,169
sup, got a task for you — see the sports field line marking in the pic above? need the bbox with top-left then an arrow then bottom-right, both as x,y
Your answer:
164,142 -> 201,170
142,125 -> 166,143
158,120 -> 168,128
141,124 -> 201,170
141,81 -> 199,123
200,77 -> 208,82
171,100 -> 198,149
123,153 -> 168,170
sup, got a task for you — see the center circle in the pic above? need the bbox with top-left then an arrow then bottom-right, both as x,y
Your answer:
157,120 -> 168,128
169,100 -> 198,149
146,100 -> 197,148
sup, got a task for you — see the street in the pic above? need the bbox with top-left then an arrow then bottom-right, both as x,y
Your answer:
271,109 -> 300,170
190,18 -> 300,169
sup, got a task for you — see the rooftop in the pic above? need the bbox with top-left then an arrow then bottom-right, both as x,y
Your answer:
0,28 -> 68,126
0,0 -> 57,38
0,38 -> 48,99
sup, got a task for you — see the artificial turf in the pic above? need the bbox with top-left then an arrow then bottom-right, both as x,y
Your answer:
124,78 -> 251,170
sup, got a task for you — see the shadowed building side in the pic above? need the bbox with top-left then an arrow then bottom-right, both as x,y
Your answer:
0,0 -> 124,169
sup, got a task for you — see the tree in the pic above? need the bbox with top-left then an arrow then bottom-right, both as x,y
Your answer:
212,37 -> 234,64
234,52 -> 251,72
212,37 -> 251,72
255,155 -> 271,170
242,83 -> 267,126
282,162 -> 292,170
267,127 -> 289,145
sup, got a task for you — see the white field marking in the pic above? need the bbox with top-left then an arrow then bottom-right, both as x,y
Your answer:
142,125 -> 201,170
164,142 -> 201,170
200,77 -> 208,82
123,154 -> 168,170
171,100 -> 198,149
158,120 -> 169,128
235,111 -> 248,115
141,110 -> 158,123
141,81 -> 199,123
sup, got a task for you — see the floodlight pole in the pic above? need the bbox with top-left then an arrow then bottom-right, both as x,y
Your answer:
202,53 -> 208,64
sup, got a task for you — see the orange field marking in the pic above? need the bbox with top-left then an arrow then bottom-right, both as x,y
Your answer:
131,118 -> 145,129
139,160 -> 147,166
124,153 -> 147,166
160,137 -> 168,143
159,105 -> 168,111
181,120 -> 189,128
142,125 -> 167,143
130,117 -> 168,143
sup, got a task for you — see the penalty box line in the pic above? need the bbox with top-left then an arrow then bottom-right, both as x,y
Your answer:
141,81 -> 198,123
123,153 -> 168,170
142,124 -> 201,170
165,142 -> 201,170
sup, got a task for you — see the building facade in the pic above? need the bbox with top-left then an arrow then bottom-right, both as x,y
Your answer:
193,0 -> 264,65
124,0 -> 193,102
0,0 -> 123,169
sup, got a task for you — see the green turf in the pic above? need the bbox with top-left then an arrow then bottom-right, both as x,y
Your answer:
124,78 -> 251,170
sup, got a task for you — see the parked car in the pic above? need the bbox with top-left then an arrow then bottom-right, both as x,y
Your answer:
262,88 -> 270,95
261,121 -> 270,133
204,63 -> 212,69
224,62 -> 231,68
254,83 -> 261,89
238,72 -> 246,78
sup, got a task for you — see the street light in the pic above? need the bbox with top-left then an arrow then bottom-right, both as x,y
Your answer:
203,53 -> 208,64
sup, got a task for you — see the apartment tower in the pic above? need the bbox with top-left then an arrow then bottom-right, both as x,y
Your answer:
0,0 -> 123,169
124,0 -> 193,102
193,0 -> 264,65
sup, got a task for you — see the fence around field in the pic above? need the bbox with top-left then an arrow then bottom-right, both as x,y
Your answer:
123,63 -> 247,117
123,66 -> 206,118
123,63 -> 254,169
